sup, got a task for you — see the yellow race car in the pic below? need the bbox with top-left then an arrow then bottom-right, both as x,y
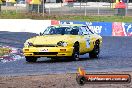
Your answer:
23,24 -> 102,62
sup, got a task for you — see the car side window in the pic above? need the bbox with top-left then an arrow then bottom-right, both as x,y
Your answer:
80,26 -> 93,35
78,28 -> 83,35
65,28 -> 72,34
50,28 -> 56,34
86,26 -> 94,34
70,27 -> 79,35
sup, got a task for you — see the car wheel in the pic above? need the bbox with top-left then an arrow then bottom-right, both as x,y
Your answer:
25,56 -> 37,62
89,40 -> 100,58
72,43 -> 80,61
76,75 -> 86,86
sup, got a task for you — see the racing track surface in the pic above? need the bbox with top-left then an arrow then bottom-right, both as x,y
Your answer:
0,32 -> 132,76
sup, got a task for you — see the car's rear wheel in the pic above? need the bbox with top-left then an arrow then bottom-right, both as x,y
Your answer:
72,43 -> 80,61
25,56 -> 37,62
89,40 -> 100,58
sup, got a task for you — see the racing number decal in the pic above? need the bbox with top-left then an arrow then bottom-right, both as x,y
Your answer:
85,38 -> 90,48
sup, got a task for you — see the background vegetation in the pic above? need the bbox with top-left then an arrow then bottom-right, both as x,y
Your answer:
0,12 -> 132,22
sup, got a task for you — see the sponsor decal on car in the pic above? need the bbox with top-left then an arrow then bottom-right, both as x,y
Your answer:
39,49 -> 49,52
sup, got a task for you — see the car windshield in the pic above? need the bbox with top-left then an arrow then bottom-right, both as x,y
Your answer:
43,26 -> 79,35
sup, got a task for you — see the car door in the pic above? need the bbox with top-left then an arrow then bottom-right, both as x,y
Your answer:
71,26 -> 86,54
79,26 -> 94,53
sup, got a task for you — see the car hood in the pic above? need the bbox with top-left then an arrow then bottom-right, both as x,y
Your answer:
28,35 -> 75,45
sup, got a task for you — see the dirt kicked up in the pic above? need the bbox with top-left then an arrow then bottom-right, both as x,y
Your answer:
0,72 -> 132,88
0,45 -> 24,63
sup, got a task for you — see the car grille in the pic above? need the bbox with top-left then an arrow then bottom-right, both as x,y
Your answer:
33,44 -> 57,47
33,52 -> 58,55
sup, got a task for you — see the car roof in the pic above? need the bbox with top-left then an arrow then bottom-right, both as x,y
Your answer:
51,24 -> 86,27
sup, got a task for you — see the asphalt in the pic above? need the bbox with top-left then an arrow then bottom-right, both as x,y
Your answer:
0,32 -> 132,76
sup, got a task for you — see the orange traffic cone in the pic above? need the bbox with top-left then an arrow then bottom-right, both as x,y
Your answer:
78,67 -> 86,76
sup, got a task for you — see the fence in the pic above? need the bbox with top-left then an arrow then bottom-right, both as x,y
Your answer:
0,2 -> 132,16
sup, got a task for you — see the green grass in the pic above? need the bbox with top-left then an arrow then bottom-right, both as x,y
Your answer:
0,11 -> 132,22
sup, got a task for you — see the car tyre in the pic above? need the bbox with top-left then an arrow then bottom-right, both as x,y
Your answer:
89,40 -> 100,58
25,56 -> 37,62
72,43 -> 80,61
76,75 -> 86,86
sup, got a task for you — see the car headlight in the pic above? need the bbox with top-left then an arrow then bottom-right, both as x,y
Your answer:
57,41 -> 68,47
24,42 -> 33,47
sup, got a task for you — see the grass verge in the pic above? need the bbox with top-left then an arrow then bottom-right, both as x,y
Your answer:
0,12 -> 132,22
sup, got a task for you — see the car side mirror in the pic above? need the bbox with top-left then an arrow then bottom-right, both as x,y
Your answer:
39,32 -> 43,36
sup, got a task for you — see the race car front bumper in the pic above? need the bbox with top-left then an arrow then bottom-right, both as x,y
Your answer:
23,47 -> 74,57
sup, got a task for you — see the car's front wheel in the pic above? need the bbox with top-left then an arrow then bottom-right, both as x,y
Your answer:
25,56 -> 37,62
89,40 -> 100,58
